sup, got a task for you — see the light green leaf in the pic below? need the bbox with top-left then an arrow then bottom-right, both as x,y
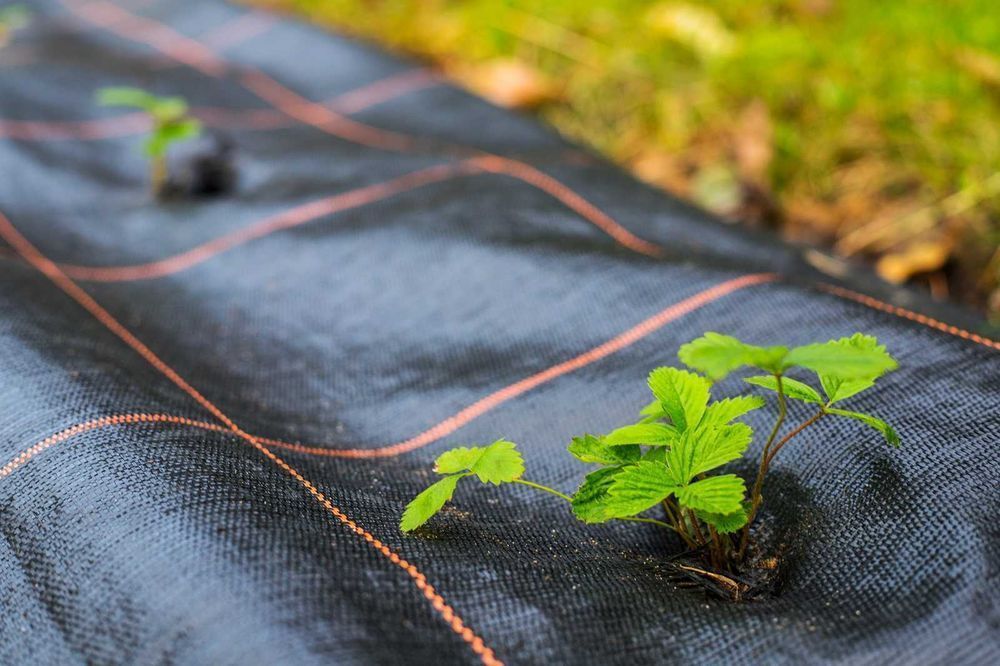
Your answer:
434,447 -> 486,474
567,434 -> 640,465
603,423 -> 678,446
638,399 -> 666,422
433,439 -> 525,484
643,446 -> 667,463
469,439 -> 526,484
678,332 -> 787,379
647,367 -> 711,431
689,423 -> 752,477
571,466 -> 625,523
145,119 -> 200,157
815,334 -> 896,403
606,462 -> 678,518
745,375 -> 823,404
696,505 -> 748,534
675,474 -> 746,514
97,86 -> 161,111
700,395 -> 764,428
400,474 -> 465,532
827,408 -> 901,447
784,335 -> 897,381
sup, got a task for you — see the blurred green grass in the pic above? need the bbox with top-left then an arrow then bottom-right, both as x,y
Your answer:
265,0 -> 1000,320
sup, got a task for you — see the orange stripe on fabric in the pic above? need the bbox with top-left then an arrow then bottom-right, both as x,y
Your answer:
0,210 -> 502,666
58,0 -> 662,258
819,284 -> 1000,351
59,162 -> 476,282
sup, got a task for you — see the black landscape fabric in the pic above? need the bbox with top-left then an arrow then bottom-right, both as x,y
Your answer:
1,1 -> 998,664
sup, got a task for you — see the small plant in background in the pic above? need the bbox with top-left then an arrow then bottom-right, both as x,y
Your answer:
402,332 -> 899,600
0,4 -> 30,46
96,87 -> 202,196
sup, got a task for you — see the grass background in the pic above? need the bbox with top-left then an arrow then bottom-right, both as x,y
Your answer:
259,0 -> 1000,324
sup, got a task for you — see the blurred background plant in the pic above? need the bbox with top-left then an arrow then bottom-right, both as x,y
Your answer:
257,0 -> 1000,324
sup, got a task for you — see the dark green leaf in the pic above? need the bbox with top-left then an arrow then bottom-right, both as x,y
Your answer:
571,467 -> 625,523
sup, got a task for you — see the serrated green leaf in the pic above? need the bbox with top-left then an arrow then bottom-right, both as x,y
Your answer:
605,462 -> 678,517
567,434 -> 640,464
433,440 -> 525,484
678,332 -> 787,379
675,474 -> 746,514
638,399 -> 666,422
434,447 -> 486,474
470,439 -> 525,484
647,367 -> 711,431
691,424 -> 753,477
784,336 -> 897,381
696,505 -> 748,534
643,446 -> 667,463
400,474 -> 466,532
827,408 -> 901,447
814,334 -> 896,403
603,423 -> 678,446
745,375 -> 823,404
571,466 -> 625,523
700,395 -> 764,428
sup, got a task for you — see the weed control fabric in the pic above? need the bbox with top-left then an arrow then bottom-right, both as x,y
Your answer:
0,1 -> 998,664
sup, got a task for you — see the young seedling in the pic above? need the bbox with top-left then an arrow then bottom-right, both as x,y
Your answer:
402,332 -> 899,600
96,87 -> 202,196
0,5 -> 30,46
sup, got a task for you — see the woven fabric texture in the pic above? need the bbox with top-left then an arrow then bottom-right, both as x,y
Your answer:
1,1 -> 998,664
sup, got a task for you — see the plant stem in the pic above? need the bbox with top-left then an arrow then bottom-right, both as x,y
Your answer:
764,410 -> 826,468
512,479 -> 573,502
739,404 -> 827,559
740,373 -> 788,557
151,154 -> 167,196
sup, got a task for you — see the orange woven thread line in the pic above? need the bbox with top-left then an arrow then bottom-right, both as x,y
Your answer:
62,0 -> 227,76
257,273 -> 779,458
0,211 -> 503,666
199,11 -> 275,50
0,410 -> 504,665
56,158 -> 658,282
470,155 -> 663,258
330,69 -> 443,115
0,276 -> 776,465
61,0 -> 660,259
236,68 -> 419,152
819,284 -> 1000,352
0,70 -> 441,140
59,162 -> 478,282
0,413 -> 227,478
0,113 -> 151,141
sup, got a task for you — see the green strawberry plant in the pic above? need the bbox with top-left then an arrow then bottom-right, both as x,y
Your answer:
402,332 -> 899,594
0,5 -> 30,46
96,87 -> 202,196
